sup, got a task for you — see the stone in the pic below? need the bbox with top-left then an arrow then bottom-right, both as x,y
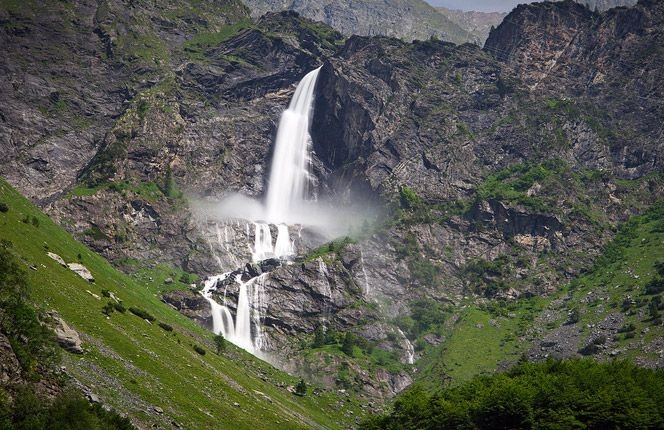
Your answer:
164,277 -> 173,284
0,333 -> 23,386
47,252 -> 67,267
49,312 -> 83,354
67,263 -> 95,282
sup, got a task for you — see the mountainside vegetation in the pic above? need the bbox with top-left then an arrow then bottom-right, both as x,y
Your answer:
1,0 -> 663,428
0,178 -> 361,429
361,359 -> 664,429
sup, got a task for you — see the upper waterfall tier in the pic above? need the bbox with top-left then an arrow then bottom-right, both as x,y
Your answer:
265,66 -> 322,224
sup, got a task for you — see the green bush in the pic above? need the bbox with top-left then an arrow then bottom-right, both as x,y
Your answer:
0,202 -> 9,212
295,379 -> 307,396
128,307 -> 155,322
101,302 -> 115,316
193,345 -> 206,355
361,360 -> 664,430
113,303 -> 126,313
158,322 -> 173,332
7,387 -> 135,430
0,248 -> 58,378
214,334 -> 226,354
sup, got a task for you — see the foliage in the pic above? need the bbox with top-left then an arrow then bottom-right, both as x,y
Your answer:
476,159 -> 567,212
128,307 -> 155,322
341,332 -> 355,356
2,387 -> 135,430
295,379 -> 307,397
0,202 -> 8,212
158,322 -> 173,332
361,360 -> 664,429
214,334 -> 226,354
311,325 -> 325,348
193,344 -> 206,356
0,247 -> 58,379
305,237 -> 355,262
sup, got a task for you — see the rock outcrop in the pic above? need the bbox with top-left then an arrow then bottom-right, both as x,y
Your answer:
49,312 -> 84,354
242,0 -> 476,44
0,333 -> 23,386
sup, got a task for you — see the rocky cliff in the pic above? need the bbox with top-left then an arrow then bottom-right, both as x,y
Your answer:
436,8 -> 506,44
241,0 -> 477,44
1,0 -> 663,402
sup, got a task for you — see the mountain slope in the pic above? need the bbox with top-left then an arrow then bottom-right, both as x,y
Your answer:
436,8 -> 506,44
241,0 -> 478,43
0,177 -> 361,429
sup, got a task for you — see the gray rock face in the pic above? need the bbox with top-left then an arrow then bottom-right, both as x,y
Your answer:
67,263 -> 95,283
162,290 -> 212,329
242,0 -> 476,44
49,312 -> 84,354
0,333 -> 23,386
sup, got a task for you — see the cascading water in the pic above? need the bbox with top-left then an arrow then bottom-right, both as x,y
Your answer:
201,274 -> 267,356
265,66 -> 322,224
201,67 -> 322,356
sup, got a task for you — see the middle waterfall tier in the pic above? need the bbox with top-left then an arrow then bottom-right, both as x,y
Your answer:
251,222 -> 294,263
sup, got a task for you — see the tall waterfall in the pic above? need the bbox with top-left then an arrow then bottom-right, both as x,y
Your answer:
265,66 -> 322,223
201,67 -> 322,356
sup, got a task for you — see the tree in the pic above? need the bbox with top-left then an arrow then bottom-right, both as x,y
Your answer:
311,325 -> 325,348
214,334 -> 226,355
341,332 -> 355,356
295,379 -> 307,396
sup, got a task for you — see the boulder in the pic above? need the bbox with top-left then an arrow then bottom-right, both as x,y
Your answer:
49,312 -> 84,354
67,263 -> 94,282
47,252 -> 67,267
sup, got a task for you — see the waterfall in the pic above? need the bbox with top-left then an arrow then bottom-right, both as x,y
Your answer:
252,223 -> 274,262
265,67 -> 322,223
317,259 -> 332,298
359,247 -> 371,297
201,274 -> 267,356
252,222 -> 294,262
273,224 -> 294,257
397,328 -> 415,365
201,67 -> 322,357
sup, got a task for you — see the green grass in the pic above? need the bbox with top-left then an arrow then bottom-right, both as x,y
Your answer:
0,177 -> 359,429
182,20 -> 253,62
417,298 -> 548,387
562,201 -> 664,345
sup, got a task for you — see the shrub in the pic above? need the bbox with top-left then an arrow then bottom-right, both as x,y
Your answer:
128,307 -> 155,322
311,325 -> 325,348
295,379 -> 307,396
113,302 -> 126,313
101,289 -> 111,298
193,345 -> 206,355
214,334 -> 226,354
158,322 -> 173,332
101,302 -> 115,316
360,360 -> 664,430
0,202 -> 8,212
341,332 -> 355,356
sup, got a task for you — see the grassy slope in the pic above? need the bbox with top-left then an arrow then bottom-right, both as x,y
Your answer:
0,177 -> 360,429
417,201 -> 664,388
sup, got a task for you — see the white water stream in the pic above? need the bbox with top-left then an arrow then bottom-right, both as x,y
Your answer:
201,67 -> 322,355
